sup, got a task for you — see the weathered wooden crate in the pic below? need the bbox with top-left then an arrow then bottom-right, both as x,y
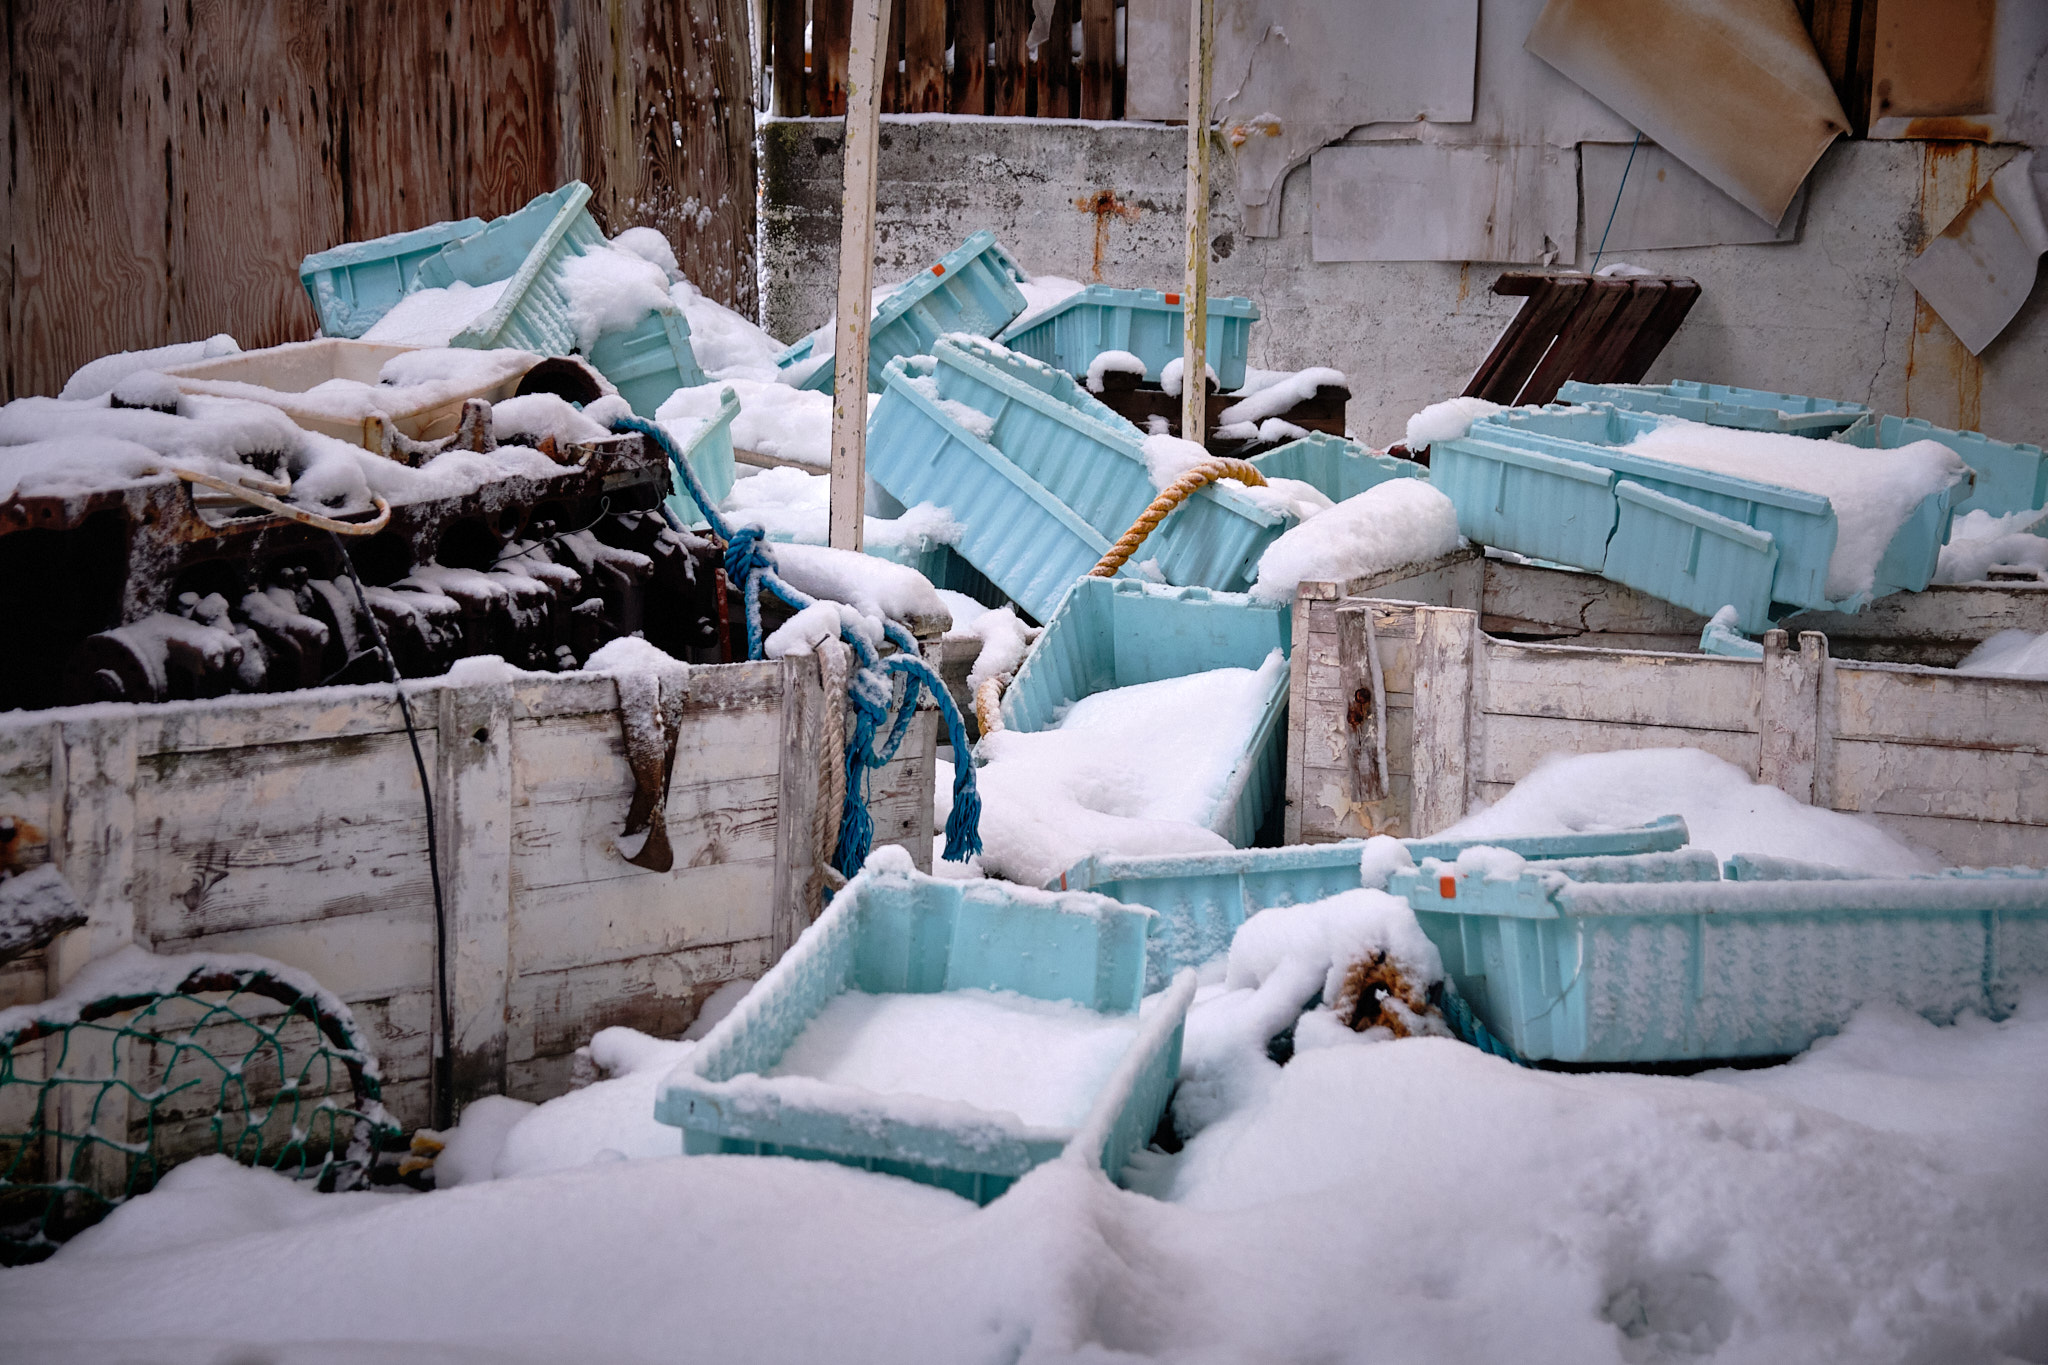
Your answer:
0,657 -> 935,1127
1286,549 -> 2048,867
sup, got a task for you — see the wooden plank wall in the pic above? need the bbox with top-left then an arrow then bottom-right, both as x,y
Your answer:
0,659 -> 937,1136
3,0 -> 758,403
769,0 -> 1122,118
1309,598 -> 2048,870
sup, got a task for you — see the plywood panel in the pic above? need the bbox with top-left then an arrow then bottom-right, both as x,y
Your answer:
1832,663 -> 2048,751
1478,712 -> 1763,786
1485,646 -> 1761,732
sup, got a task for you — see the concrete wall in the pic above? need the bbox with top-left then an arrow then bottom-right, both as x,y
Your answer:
761,117 -> 2048,449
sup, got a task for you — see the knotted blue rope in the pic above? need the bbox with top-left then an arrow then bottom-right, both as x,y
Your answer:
616,414 -> 983,872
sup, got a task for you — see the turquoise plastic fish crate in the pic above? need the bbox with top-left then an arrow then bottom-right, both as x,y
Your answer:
414,182 -> 609,354
654,862 -> 1196,1204
994,284 -> 1260,392
1556,380 -> 1869,436
661,386 -> 738,525
1456,405 -> 1959,615
1001,577 -> 1292,848
868,355 -> 1131,621
1428,430 -> 1619,569
1389,859 -> 2048,1063
1057,818 -> 1692,992
1608,479 -> 1781,632
1247,431 -> 1427,504
1834,413 -> 2048,520
931,335 -> 1290,593
588,307 -> 706,417
299,217 -> 486,339
777,229 -> 1029,394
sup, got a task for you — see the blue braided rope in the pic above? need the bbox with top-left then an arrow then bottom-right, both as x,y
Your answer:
615,414 -> 984,871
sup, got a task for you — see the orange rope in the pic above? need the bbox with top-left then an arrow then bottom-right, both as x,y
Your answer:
1090,458 -> 1266,578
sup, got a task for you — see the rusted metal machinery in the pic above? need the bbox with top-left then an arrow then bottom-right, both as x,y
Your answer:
1,397 -> 727,712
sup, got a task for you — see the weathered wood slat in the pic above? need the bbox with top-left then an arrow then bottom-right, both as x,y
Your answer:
1856,809 -> 2048,871
1830,739 -> 2048,827
904,0 -> 949,112
508,936 -> 774,1064
991,0 -> 1030,116
513,860 -> 779,976
1832,664 -> 2048,752
812,0 -> 853,115
1485,646 -> 1760,732
952,0 -> 991,113
1478,713 -> 1765,785
772,0 -> 810,114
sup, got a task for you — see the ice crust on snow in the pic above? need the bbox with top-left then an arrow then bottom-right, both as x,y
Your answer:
1215,367 -> 1346,427
968,653 -> 1285,886
361,280 -> 511,346
1249,479 -> 1461,603
1434,747 -> 1938,874
1622,421 -> 1966,600
1404,395 -> 1502,447
769,987 -> 1139,1130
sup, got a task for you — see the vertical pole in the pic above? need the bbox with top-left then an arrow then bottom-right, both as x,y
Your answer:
830,0 -> 894,552
1180,0 -> 1212,446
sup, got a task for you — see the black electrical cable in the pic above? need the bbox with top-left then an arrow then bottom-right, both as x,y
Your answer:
326,531 -> 454,1132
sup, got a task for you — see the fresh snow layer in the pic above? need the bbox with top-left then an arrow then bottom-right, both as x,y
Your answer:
361,279 -> 511,345
768,542 -> 947,626
1159,356 -> 1218,397
610,226 -> 680,278
938,591 -> 1036,689
1934,507 -> 2048,583
717,465 -> 959,552
1434,748 -> 1938,874
1216,367 -> 1347,427
769,987 -> 1138,1130
1085,348 -> 1147,393
557,246 -> 674,351
1622,421 -> 1966,600
1250,479 -> 1461,603
1955,628 -> 2048,679
970,653 -> 1285,885
1404,395 -> 1502,447
488,392 -> 616,446
60,334 -> 239,400
659,378 -> 840,469
670,279 -> 788,380
14,984 -> 2046,1364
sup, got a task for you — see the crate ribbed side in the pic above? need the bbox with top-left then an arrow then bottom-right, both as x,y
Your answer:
996,285 -> 1259,390
299,217 -> 487,339
1430,434 -> 1618,570
588,308 -> 706,416
1604,480 -> 1781,632
1556,379 -> 1868,435
1835,413 -> 2048,520
1248,432 -> 1426,504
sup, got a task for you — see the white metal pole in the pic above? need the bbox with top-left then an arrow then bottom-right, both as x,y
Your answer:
829,0 -> 894,552
1181,0 -> 1213,446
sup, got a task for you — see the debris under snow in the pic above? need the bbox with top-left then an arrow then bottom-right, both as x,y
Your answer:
1159,356 -> 1218,398
718,465 -> 960,552
1404,395 -> 1503,448
1934,508 -> 2048,584
59,334 -> 240,401
1249,480 -> 1461,603
1085,349 -> 1147,393
1215,367 -> 1346,427
558,246 -> 675,351
938,591 -> 1036,690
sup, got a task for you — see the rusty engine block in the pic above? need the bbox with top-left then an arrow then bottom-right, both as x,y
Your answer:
1,399 -> 728,713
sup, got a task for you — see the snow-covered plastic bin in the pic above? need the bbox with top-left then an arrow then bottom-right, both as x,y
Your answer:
1058,818 -> 1693,993
1000,578 -> 1293,848
994,284 -> 1260,392
661,386 -> 739,525
1607,480 -> 1782,632
1388,859 -> 2048,1064
929,336 -> 1291,594
1833,413 -> 2048,521
653,861 -> 1195,1204
1555,380 -> 1869,436
298,217 -> 486,339
1246,432 -> 1427,504
868,355 -> 1131,622
160,339 -> 530,451
1428,429 -> 1619,570
413,182 -> 608,354
1451,405 -> 1959,616
588,307 -> 707,416
776,229 -> 1029,394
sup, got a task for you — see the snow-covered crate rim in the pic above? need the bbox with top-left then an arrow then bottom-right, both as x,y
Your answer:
995,283 -> 1260,334
932,335 -> 1284,527
1245,431 -> 1429,502
655,860 -> 1194,1193
1554,380 -> 1869,435
871,229 -> 1027,331
299,218 -> 488,273
298,217 -> 489,340
1392,860 -> 2048,1063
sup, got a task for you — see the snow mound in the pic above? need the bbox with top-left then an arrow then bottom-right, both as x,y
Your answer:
1216,367 -> 1346,427
1955,629 -> 2048,680
1250,479 -> 1461,602
1405,395 -> 1502,447
1086,349 -> 1146,393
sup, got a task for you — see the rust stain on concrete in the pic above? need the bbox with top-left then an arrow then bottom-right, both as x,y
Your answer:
1075,189 -> 1140,282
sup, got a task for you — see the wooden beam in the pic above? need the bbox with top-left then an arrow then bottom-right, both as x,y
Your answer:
829,0 -> 894,552
1181,0 -> 1212,445
772,0 -> 808,114
952,0 -> 989,113
1079,0 -> 1115,119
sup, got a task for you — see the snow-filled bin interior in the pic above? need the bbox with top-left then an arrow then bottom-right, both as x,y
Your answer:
655,858 -> 1192,1204
993,283 -> 1260,391
160,339 -> 535,449
1246,431 -> 1426,505
996,578 -> 1293,850
1389,857 -> 2048,1064
926,336 -> 1288,595
413,181 -> 610,355
299,217 -> 487,340
1555,379 -> 1870,436
1832,412 -> 2048,521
